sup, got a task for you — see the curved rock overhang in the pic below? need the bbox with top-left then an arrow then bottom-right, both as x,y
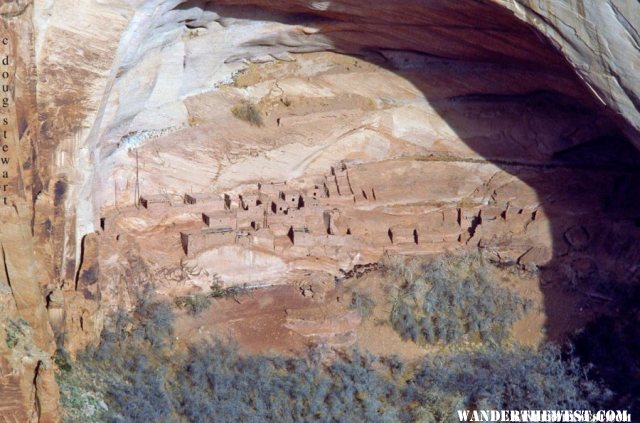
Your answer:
0,0 -> 636,419
73,0 -> 637,209
28,0 -> 640,323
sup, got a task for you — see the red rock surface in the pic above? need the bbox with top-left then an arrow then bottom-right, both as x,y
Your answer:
1,0 -> 640,420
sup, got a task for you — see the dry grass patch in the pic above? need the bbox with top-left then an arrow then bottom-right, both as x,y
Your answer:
231,100 -> 264,127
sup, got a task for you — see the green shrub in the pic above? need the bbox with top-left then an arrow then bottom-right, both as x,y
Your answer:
4,318 -> 28,349
57,288 -> 607,422
132,291 -> 175,348
175,284 -> 249,316
54,349 -> 73,373
210,282 -> 248,302
349,291 -> 376,318
404,344 -> 609,421
174,294 -> 211,316
231,100 -> 263,127
58,259 -> 622,422
389,254 -> 531,345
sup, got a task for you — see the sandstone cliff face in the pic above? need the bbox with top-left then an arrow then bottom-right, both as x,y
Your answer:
497,0 -> 640,147
1,9 -> 58,423
1,0 -> 639,420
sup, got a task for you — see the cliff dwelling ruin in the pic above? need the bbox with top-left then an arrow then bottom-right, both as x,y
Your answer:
1,0 -> 639,420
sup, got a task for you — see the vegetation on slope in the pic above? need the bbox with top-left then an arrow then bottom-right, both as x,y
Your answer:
230,100 -> 264,127
57,254 -> 610,422
58,300 -> 605,422
570,284 -> 640,415
388,254 -> 531,345
174,282 -> 250,316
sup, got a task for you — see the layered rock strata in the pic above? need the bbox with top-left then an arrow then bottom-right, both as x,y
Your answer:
0,0 -> 639,420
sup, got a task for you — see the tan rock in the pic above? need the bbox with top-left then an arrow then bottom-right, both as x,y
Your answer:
3,0 -> 640,418
518,246 -> 553,269
34,364 -> 61,423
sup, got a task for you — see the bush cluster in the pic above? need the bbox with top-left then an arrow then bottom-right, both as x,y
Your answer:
349,291 -> 376,318
174,294 -> 212,316
404,345 -> 608,421
4,318 -> 28,349
570,283 -> 640,415
389,254 -> 531,345
231,100 -> 263,127
174,283 -> 250,315
58,291 -> 606,422
209,282 -> 248,300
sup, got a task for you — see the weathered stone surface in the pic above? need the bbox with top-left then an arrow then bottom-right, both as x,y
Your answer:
496,0 -> 640,147
62,292 -> 104,358
564,225 -> 590,250
2,0 -> 640,420
518,246 -> 553,270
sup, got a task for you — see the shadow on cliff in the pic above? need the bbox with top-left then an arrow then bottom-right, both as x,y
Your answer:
184,0 -> 640,412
